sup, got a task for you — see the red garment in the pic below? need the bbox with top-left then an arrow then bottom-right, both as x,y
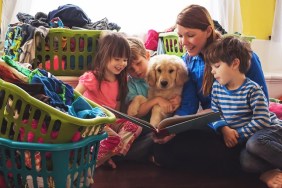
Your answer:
45,55 -> 65,71
0,65 -> 23,83
0,174 -> 7,188
145,29 -> 159,51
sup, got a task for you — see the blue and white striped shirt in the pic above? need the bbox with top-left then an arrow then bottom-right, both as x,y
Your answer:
210,78 -> 281,143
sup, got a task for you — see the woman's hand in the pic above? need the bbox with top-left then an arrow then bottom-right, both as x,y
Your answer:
156,97 -> 174,114
169,95 -> 182,111
152,133 -> 176,144
221,126 -> 239,148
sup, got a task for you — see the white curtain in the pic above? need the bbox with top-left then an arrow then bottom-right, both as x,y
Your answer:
1,0 -> 242,44
271,0 -> 282,42
1,0 -> 32,43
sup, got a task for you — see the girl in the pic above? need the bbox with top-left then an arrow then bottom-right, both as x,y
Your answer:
75,31 -> 142,168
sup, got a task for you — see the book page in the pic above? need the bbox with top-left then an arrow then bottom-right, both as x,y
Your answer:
158,112 -> 216,129
102,105 -> 157,131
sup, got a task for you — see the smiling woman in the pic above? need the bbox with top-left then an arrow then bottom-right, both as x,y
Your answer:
0,0 -> 243,42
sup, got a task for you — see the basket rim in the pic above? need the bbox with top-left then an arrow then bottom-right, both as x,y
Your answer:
0,132 -> 107,150
0,79 -> 116,126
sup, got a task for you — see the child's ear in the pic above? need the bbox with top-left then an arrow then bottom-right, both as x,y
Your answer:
145,50 -> 151,60
232,58 -> 240,69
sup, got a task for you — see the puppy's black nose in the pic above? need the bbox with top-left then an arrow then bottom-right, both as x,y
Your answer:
160,80 -> 168,87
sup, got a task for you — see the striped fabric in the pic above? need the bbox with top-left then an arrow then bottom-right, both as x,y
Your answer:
210,78 -> 282,143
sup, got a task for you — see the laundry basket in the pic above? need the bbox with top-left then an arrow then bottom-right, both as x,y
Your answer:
0,78 -> 116,143
0,132 -> 107,188
35,28 -> 101,76
158,32 -> 185,57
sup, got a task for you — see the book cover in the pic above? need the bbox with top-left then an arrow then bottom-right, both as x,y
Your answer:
103,105 -> 221,136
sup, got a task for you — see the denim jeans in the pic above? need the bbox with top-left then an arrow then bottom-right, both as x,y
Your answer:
240,127 -> 282,173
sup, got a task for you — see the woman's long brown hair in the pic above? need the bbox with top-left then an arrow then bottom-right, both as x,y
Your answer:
176,4 -> 221,96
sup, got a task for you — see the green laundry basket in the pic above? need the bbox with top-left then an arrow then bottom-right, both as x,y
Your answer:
35,28 -> 101,76
159,32 -> 185,57
0,132 -> 107,188
0,78 -> 116,143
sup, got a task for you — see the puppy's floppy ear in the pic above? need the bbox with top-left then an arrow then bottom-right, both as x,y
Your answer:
146,63 -> 157,87
175,64 -> 189,86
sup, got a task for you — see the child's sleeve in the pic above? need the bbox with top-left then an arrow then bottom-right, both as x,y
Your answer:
208,82 -> 227,132
78,72 -> 97,91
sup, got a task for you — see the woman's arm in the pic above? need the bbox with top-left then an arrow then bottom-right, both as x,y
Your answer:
175,79 -> 200,116
247,52 -> 269,100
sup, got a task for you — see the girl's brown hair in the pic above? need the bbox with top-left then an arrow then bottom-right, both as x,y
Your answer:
176,4 -> 221,96
92,31 -> 131,112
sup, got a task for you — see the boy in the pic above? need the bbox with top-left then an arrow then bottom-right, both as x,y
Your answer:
126,37 -> 180,120
119,37 -> 180,162
205,36 -> 282,188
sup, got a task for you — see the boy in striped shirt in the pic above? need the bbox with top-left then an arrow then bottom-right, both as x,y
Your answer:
205,35 -> 282,188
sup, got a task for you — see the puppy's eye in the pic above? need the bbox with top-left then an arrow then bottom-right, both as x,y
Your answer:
157,69 -> 161,73
169,69 -> 174,73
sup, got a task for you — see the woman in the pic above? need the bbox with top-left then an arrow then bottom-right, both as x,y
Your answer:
152,4 -> 268,173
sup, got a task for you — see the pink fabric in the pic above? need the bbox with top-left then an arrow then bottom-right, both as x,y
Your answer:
0,174 -> 7,188
145,29 -> 159,51
78,71 -> 119,109
96,118 -> 142,166
45,55 -> 65,71
19,119 -> 58,143
269,102 -> 282,119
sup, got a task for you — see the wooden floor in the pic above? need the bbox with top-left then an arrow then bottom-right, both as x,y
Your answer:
92,161 -> 267,188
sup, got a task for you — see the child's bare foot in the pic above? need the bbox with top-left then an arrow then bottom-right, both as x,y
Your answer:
107,158 -> 117,169
149,155 -> 160,167
96,158 -> 117,169
260,169 -> 282,188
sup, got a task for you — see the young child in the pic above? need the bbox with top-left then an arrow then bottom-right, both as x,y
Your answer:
120,37 -> 181,163
127,37 -> 180,120
75,32 -> 142,168
205,36 -> 282,188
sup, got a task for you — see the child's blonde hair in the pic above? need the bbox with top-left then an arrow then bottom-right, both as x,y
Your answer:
127,37 -> 147,63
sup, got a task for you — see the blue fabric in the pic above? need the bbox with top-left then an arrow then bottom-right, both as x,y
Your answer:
175,55 -> 210,116
126,76 -> 149,104
68,96 -> 107,119
47,4 -> 91,27
30,69 -> 74,109
208,119 -> 227,132
210,78 -> 281,143
175,51 -> 269,116
240,127 -> 282,172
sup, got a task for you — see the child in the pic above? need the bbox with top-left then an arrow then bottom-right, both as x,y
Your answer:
122,37 -> 181,162
205,36 -> 282,188
127,37 -> 181,120
75,32 -> 142,168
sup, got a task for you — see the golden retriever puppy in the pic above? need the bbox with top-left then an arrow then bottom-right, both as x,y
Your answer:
128,54 -> 188,128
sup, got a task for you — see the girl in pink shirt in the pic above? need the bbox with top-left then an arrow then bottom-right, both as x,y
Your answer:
75,32 -> 142,168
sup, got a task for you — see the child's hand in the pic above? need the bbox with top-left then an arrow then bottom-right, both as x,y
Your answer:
169,95 -> 182,111
156,97 -> 174,114
221,126 -> 239,148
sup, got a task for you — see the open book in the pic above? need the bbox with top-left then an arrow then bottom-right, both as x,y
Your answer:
103,105 -> 221,137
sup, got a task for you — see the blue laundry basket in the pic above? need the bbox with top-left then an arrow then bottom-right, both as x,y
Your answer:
0,132 -> 107,188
